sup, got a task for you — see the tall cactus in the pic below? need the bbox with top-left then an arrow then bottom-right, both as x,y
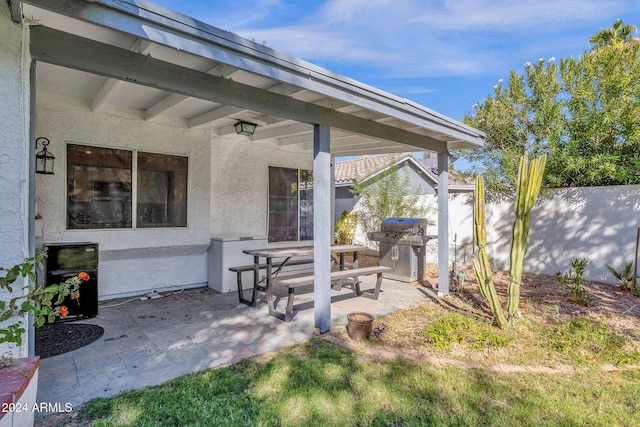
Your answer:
472,155 -> 546,328
471,175 -> 508,328
506,155 -> 547,316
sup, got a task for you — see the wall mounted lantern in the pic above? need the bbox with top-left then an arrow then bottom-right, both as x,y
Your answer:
234,121 -> 257,136
36,137 -> 55,174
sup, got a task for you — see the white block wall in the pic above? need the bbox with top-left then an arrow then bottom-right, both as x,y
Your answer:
489,185 -> 640,284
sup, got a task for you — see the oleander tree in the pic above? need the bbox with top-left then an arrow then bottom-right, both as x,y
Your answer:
461,20 -> 640,191
589,19 -> 637,50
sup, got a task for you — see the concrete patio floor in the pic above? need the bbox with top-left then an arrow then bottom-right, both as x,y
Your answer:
36,276 -> 432,416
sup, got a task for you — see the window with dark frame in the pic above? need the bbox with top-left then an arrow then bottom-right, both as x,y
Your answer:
66,144 -> 188,230
137,152 -> 188,228
268,166 -> 313,242
67,144 -> 133,229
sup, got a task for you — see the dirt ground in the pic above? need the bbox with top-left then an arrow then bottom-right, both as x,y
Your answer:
349,255 -> 640,354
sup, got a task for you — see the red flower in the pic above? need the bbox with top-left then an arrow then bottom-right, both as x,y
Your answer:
60,306 -> 69,317
77,272 -> 90,281
72,292 -> 80,300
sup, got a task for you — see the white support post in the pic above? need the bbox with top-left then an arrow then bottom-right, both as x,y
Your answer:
437,151 -> 449,296
313,124 -> 331,333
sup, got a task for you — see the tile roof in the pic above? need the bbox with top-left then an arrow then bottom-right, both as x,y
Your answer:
334,153 -> 424,185
334,153 -> 474,190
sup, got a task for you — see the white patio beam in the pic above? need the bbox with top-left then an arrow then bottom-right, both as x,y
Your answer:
188,105 -> 244,129
146,64 -> 241,120
277,133 -> 313,146
91,39 -> 153,112
437,151 -> 449,296
250,123 -> 313,141
321,145 -> 409,157
279,132 -> 369,147
190,85 -> 305,129
313,124 -> 332,334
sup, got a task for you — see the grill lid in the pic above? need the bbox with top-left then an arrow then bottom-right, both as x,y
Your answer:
380,217 -> 429,234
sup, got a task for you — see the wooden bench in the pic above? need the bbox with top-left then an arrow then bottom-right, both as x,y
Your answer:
267,266 -> 392,321
229,258 -> 314,306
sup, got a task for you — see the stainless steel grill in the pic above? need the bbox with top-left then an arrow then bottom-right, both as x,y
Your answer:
368,218 -> 436,282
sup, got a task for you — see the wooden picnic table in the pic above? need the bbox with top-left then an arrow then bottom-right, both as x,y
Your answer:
235,244 -> 367,308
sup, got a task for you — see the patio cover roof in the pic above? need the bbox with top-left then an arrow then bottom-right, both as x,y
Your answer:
12,0 -> 484,155
11,0 -> 484,333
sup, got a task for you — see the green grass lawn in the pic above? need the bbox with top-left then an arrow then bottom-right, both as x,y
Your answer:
79,338 -> 640,427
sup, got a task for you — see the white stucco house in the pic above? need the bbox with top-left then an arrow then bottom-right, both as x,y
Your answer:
0,0 -> 484,358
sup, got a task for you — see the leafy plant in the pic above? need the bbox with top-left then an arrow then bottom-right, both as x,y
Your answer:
606,261 -> 638,293
334,210 -> 359,244
462,20 -> 640,190
545,317 -> 640,365
1,252 -> 88,361
422,312 -> 512,351
352,161 -> 429,238
556,258 -> 592,306
372,322 -> 387,339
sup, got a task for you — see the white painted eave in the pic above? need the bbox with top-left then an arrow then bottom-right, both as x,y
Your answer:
20,0 -> 485,150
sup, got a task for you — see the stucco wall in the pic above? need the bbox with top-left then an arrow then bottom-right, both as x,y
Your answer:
412,185 -> 640,285
0,9 -> 29,265
209,136 -> 313,238
35,94 -> 211,298
488,185 -> 640,284
446,185 -> 640,284
0,7 -> 30,358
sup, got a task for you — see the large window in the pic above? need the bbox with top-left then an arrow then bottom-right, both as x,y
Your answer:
137,152 -> 188,228
268,167 -> 313,242
67,144 -> 187,229
67,145 -> 133,229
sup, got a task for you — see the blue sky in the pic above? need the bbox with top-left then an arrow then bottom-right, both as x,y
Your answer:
149,0 -> 640,122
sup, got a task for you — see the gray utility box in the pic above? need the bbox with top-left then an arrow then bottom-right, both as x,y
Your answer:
368,218 -> 436,282
208,236 -> 267,293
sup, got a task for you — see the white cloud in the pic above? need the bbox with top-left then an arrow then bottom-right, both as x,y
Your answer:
221,0 -> 634,79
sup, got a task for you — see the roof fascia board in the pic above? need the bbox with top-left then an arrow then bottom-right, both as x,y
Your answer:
30,25 -> 446,152
404,156 -> 438,184
21,0 -> 484,147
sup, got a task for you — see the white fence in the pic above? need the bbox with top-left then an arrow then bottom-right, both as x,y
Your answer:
353,184 -> 640,285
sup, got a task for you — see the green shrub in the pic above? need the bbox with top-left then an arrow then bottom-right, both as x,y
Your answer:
422,312 -> 512,351
606,261 -> 639,294
471,328 -> 514,351
334,210 -> 359,244
545,317 -> 640,365
556,258 -> 593,306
